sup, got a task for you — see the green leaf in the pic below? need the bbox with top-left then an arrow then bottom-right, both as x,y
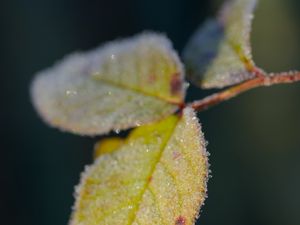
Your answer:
183,0 -> 257,89
70,107 -> 209,225
31,32 -> 185,135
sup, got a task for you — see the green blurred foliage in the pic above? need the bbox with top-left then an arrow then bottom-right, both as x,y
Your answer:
0,0 -> 300,225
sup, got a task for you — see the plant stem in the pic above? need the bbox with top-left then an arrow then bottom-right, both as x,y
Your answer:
190,71 -> 300,112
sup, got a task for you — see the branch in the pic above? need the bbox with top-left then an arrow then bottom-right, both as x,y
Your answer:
189,71 -> 300,112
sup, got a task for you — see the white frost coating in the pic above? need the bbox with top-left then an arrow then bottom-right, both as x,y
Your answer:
70,107 -> 209,225
183,0 -> 258,89
204,0 -> 257,88
31,32 -> 185,135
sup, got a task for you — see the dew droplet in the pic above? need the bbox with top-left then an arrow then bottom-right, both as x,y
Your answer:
137,100 -> 145,107
184,82 -> 190,89
110,54 -> 116,60
65,89 -> 77,97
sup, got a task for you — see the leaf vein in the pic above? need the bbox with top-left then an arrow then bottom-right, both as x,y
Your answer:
127,119 -> 179,225
92,76 -> 181,104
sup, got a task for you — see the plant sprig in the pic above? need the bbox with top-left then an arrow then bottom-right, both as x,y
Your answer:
30,0 -> 300,224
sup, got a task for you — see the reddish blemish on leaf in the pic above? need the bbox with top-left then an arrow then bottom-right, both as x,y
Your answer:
175,216 -> 186,225
172,151 -> 181,160
148,74 -> 157,84
147,176 -> 153,183
170,73 -> 182,95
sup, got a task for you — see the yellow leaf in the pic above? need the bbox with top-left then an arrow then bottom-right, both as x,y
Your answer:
183,0 -> 257,89
70,107 -> 209,225
94,137 -> 124,158
31,32 -> 185,135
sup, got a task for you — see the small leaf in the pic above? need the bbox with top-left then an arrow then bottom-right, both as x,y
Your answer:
94,137 -> 125,158
183,0 -> 257,89
70,107 -> 209,225
31,32 -> 185,135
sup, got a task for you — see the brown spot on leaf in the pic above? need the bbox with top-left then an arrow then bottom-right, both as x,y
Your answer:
147,176 -> 153,183
170,73 -> 182,95
175,216 -> 186,225
148,74 -> 157,84
172,151 -> 181,160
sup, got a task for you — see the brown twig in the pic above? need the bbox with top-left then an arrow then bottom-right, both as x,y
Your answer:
189,70 -> 300,112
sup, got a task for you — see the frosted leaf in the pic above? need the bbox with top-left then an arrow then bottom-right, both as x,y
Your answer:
183,0 -> 257,89
70,107 -> 209,225
31,32 -> 185,135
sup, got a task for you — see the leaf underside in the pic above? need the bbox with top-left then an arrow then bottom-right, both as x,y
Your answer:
70,107 -> 209,225
183,0 -> 257,89
31,32 -> 185,135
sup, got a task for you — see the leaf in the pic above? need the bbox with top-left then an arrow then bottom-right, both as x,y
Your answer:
183,0 -> 258,89
31,32 -> 185,135
94,137 -> 124,158
70,107 -> 209,225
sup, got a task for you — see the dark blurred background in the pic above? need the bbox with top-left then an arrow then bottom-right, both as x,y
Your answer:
1,0 -> 300,224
